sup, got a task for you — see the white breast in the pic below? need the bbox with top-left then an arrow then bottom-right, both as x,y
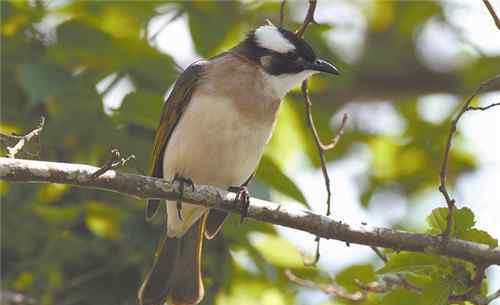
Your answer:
162,93 -> 276,236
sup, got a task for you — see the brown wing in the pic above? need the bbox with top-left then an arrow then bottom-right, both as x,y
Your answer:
146,62 -> 206,221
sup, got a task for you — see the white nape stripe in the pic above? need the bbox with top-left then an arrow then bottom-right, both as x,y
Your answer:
254,25 -> 296,54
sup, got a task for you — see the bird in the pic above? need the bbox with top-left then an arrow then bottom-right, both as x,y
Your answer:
138,24 -> 339,305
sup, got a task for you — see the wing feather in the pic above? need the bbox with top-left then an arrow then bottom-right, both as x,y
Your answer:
146,62 -> 205,220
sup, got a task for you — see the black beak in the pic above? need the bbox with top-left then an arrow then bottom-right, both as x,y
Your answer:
308,59 -> 340,75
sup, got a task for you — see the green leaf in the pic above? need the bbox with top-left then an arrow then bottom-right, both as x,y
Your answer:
426,207 -> 475,237
419,276 -> 452,305
217,280 -> 289,305
377,252 -> 440,275
50,20 -> 177,91
185,1 -> 243,57
256,156 -> 308,207
382,288 -> 422,305
112,91 -> 163,129
462,229 -> 498,247
250,233 -> 304,269
33,205 -> 82,226
84,201 -> 123,240
426,207 -> 497,246
16,63 -> 77,106
335,265 -> 376,292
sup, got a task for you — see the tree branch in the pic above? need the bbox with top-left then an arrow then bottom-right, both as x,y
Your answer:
2,157 -> 500,266
483,0 -> 500,30
439,74 -> 500,237
2,117 -> 45,159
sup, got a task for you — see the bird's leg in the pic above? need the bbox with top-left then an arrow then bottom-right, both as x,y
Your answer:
228,186 -> 250,223
172,173 -> 195,221
229,174 -> 254,223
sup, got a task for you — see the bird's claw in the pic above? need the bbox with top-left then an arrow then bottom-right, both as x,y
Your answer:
173,174 -> 195,221
229,185 -> 250,223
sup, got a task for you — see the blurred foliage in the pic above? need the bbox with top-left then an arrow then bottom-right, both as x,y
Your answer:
1,1 -> 499,305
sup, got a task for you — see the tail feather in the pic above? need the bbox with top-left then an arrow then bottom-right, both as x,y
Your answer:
139,217 -> 206,305
205,209 -> 227,240
138,232 -> 180,305
170,216 -> 206,305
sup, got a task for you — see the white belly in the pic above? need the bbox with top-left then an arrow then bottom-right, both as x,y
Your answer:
163,94 -> 276,236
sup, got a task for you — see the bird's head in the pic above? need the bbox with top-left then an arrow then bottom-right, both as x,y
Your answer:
236,25 -> 339,98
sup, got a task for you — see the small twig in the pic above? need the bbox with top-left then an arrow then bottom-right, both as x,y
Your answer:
370,246 -> 422,294
303,81 -> 348,217
371,246 -> 388,262
286,269 -> 420,303
90,148 -> 136,179
439,75 -> 500,238
148,10 -> 184,43
279,0 -> 286,27
294,0 -> 347,265
295,0 -> 318,38
467,102 -> 500,111
478,288 -> 500,305
302,81 -> 348,266
448,264 -> 487,303
285,269 -> 366,302
5,117 -> 45,159
303,236 -> 321,266
483,0 -> 500,30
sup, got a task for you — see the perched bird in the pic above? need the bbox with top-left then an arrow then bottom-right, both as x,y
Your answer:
138,25 -> 339,305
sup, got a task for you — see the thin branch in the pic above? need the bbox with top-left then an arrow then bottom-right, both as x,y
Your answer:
285,269 -> 366,302
279,0 -> 286,27
483,0 -> 500,30
3,117 -> 45,159
302,82 -> 348,217
295,0 -> 318,38
479,288 -> 500,305
371,246 -> 388,262
467,102 -> 500,111
294,0 -> 346,266
302,81 -> 348,266
439,74 -> 500,238
354,275 -> 422,295
370,246 -> 422,294
285,270 -> 420,303
303,235 -> 321,266
91,148 -> 136,179
2,157 -> 500,266
148,10 -> 184,43
448,264 -> 487,303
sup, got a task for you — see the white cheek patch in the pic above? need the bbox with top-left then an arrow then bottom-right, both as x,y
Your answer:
262,70 -> 318,99
255,25 -> 296,53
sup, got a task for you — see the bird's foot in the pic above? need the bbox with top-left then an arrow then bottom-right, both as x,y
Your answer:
172,174 -> 195,221
228,185 -> 250,223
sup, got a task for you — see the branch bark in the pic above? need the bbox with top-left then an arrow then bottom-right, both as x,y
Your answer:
1,157 -> 500,266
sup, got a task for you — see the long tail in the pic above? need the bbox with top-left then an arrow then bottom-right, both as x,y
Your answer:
139,217 -> 206,305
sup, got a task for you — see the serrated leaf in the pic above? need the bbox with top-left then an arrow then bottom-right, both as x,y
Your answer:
377,252 -> 439,275
426,207 -> 475,237
462,229 -> 498,247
